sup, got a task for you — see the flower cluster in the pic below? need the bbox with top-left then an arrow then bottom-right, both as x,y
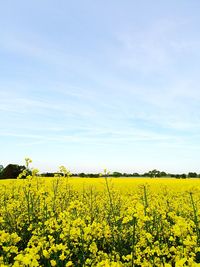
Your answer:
0,176 -> 200,266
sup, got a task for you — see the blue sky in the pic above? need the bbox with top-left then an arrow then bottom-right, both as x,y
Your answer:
1,1 -> 200,173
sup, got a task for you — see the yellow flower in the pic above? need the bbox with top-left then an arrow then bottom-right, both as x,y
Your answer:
43,250 -> 50,259
66,261 -> 73,267
59,253 -> 66,261
50,259 -> 57,266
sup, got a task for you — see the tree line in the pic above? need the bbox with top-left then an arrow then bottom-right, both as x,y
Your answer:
0,164 -> 199,179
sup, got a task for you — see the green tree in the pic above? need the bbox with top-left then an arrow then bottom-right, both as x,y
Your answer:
0,165 -> 3,172
112,172 -> 122,177
0,164 -> 25,179
160,171 -> 167,177
79,173 -> 86,177
188,172 -> 197,178
148,169 -> 160,178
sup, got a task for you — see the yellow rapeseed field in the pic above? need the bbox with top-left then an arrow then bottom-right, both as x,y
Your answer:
1,176 -> 200,266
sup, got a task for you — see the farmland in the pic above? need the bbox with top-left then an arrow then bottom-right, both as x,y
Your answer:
1,176 -> 200,266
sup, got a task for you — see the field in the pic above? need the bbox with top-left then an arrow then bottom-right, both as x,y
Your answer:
1,177 -> 200,266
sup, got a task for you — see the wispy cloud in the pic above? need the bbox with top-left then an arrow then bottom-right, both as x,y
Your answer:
0,125 -> 184,147
114,18 -> 200,73
1,1 -> 200,172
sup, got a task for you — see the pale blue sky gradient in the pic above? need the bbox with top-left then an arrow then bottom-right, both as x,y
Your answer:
1,1 -> 200,173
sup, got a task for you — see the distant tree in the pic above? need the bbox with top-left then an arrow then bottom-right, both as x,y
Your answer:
112,172 -> 122,177
180,174 -> 187,179
41,172 -> 55,177
79,173 -> 86,177
160,171 -> 167,177
188,172 -> 197,178
132,172 -> 140,177
174,173 -> 187,179
0,164 -> 25,179
0,165 -> 3,173
148,169 -> 160,178
87,173 -> 99,178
